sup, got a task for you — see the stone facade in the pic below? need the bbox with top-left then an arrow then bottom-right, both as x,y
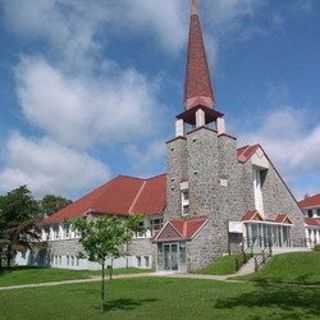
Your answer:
162,125 -> 305,270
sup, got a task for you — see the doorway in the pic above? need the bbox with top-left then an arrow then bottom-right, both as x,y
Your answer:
158,242 -> 186,272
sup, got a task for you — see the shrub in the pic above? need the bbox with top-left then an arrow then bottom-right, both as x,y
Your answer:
313,245 -> 320,252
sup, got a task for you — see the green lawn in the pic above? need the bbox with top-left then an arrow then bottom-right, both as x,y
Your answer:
194,255 -> 245,275
1,277 -> 320,320
237,252 -> 320,285
0,267 -> 151,287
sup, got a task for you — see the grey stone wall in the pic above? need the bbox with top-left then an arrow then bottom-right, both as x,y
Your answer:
48,239 -> 83,257
127,239 -> 153,256
164,125 -> 306,271
165,137 -> 188,220
260,163 -> 305,246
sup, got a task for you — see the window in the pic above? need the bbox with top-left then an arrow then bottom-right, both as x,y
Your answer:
59,256 -> 62,265
253,167 -> 264,214
64,225 -> 70,239
317,209 -> 320,217
136,222 -> 146,238
181,190 -> 190,216
144,256 -> 150,268
137,256 -> 141,267
45,228 -> 50,241
71,256 -> 75,266
66,255 -> 70,266
308,209 -> 313,218
150,218 -> 163,236
54,226 -> 60,240
76,257 -> 80,267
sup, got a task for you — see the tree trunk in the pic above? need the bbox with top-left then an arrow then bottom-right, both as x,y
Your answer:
126,238 -> 129,269
109,258 -> 113,281
6,245 -> 11,268
101,259 -> 105,312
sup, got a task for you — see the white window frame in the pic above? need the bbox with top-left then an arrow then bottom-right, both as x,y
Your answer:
253,166 -> 264,214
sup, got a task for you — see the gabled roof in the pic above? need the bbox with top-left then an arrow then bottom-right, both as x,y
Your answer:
241,210 -> 264,222
154,215 -> 208,242
241,210 -> 293,224
237,144 -> 301,209
299,194 -> 320,209
42,174 -> 166,225
237,145 -> 260,163
272,214 -> 293,224
305,218 -> 320,226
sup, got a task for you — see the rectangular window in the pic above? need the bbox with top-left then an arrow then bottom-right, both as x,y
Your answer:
151,218 -> 163,236
67,255 -> 70,266
71,256 -> 75,266
181,190 -> 190,216
137,256 -> 141,267
136,222 -> 146,238
59,256 -> 62,265
64,225 -> 70,239
308,209 -> 314,218
253,167 -> 264,214
317,209 -> 320,217
54,227 -> 60,240
144,256 -> 150,268
76,257 -> 80,266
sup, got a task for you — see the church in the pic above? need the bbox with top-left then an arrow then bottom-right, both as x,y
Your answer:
16,0 -> 306,272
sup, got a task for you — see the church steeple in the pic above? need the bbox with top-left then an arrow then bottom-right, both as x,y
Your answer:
184,0 -> 215,110
175,0 -> 225,138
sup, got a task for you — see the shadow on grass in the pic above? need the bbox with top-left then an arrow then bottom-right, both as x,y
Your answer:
215,281 -> 320,319
93,298 -> 157,312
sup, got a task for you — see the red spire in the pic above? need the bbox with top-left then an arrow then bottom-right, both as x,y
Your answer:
184,0 -> 215,110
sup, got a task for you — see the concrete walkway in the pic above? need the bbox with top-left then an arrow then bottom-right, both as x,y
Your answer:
0,271 -> 243,291
0,272 -> 155,291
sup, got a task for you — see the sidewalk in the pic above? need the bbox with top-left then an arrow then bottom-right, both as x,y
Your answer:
0,272 -> 154,291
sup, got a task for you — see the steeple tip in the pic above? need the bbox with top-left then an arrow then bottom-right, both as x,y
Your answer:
191,0 -> 198,16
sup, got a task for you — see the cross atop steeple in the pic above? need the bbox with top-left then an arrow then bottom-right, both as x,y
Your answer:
184,0 -> 215,110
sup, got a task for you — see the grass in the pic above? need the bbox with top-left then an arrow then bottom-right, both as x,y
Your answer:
194,255 -> 245,275
0,267 -> 151,287
1,277 -> 320,320
237,252 -> 320,285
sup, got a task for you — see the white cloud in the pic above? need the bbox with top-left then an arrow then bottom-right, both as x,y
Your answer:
240,107 -> 320,180
15,56 -> 162,149
0,133 -> 110,198
124,140 -> 166,177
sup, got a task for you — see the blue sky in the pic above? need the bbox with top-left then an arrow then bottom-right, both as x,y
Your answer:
0,0 -> 319,200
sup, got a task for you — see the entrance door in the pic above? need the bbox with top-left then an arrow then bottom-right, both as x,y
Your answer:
163,243 -> 179,271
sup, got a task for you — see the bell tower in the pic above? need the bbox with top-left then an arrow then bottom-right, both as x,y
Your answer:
166,0 -> 237,222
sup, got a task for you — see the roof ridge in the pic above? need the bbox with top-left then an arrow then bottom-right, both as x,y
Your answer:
129,180 -> 147,214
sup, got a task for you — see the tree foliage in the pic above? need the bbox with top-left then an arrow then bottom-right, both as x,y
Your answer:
0,186 -> 42,269
40,194 -> 72,216
71,215 -> 142,311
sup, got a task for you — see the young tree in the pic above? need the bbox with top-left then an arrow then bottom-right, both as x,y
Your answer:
40,195 -> 72,216
0,186 -> 41,268
71,215 -> 141,311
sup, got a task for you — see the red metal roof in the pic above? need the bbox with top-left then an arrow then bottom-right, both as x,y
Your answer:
241,211 -> 293,224
154,215 -> 208,241
299,194 -> 320,209
184,0 -> 215,110
272,214 -> 293,224
241,210 -> 263,222
305,218 -> 320,226
42,174 -> 166,225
